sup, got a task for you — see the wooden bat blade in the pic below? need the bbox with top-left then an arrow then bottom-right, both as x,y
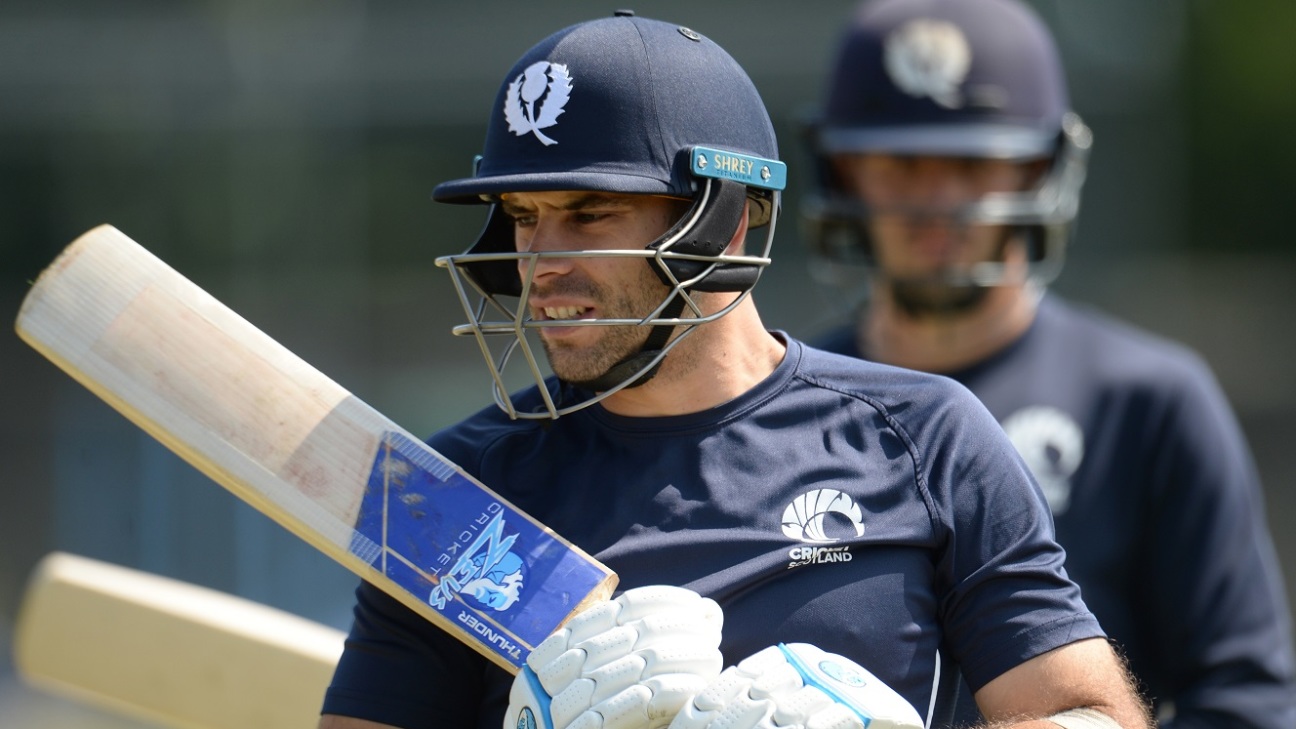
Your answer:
15,225 -> 617,674
13,551 -> 344,729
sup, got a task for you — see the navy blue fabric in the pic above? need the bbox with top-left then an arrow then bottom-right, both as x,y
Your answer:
433,15 -> 778,204
814,295 -> 1296,729
817,0 -> 1066,159
322,334 -> 1102,728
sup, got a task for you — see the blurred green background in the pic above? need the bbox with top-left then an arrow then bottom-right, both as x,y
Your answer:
2,1 -> 1294,725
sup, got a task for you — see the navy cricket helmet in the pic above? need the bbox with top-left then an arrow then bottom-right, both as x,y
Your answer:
433,11 -> 786,420
802,0 -> 1091,292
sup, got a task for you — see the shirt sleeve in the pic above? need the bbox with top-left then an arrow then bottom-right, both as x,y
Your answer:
1137,358 -> 1295,729
907,380 -> 1106,692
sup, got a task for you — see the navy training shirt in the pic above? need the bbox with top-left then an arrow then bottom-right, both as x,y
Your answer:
815,294 -> 1296,729
322,333 -> 1103,728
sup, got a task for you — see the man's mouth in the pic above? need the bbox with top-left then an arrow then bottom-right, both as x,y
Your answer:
540,306 -> 589,320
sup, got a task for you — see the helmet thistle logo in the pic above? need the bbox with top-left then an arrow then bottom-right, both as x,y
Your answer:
883,19 -> 972,109
504,61 -> 573,146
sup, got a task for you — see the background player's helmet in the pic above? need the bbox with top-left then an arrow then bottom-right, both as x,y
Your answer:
434,12 -> 785,420
802,0 -> 1091,293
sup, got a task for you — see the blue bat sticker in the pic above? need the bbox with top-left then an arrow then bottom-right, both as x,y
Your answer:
348,430 -> 605,669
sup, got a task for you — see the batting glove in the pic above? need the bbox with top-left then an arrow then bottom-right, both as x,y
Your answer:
667,643 -> 924,729
504,585 -> 725,729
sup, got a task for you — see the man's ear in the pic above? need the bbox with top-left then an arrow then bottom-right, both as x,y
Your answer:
724,201 -> 752,255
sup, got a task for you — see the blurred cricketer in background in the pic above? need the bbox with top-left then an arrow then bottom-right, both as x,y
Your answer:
800,0 -> 1296,726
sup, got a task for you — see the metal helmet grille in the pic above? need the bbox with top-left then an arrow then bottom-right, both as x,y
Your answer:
435,179 -> 780,420
802,113 -> 1091,294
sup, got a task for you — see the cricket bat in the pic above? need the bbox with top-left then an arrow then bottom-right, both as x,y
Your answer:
13,551 -> 344,729
14,224 -> 617,674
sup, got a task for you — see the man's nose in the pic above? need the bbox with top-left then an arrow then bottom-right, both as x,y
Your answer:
516,218 -> 575,279
908,173 -> 972,212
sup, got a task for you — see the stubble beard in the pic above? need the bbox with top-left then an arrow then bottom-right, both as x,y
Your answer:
888,278 -> 989,318
538,272 -> 665,388
882,227 -> 1014,319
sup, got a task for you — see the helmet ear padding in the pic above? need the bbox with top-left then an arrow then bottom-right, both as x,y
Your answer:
460,205 -> 524,297
651,178 -> 763,293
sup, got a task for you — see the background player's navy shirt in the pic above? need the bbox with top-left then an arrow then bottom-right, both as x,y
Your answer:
815,294 -> 1296,729
323,334 -> 1103,729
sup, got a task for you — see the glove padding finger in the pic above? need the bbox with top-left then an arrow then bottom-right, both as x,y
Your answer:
668,643 -> 924,729
504,585 -> 724,729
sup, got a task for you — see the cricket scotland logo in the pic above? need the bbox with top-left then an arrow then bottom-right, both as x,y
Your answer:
782,488 -> 865,569
505,60 -> 573,146
782,488 -> 865,543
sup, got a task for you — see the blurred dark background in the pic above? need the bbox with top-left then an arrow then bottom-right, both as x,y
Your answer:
2,1 -> 1293,725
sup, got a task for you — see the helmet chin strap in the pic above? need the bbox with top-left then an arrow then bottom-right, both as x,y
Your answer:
571,293 -> 688,393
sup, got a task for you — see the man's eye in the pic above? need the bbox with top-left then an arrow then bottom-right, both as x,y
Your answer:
575,212 -> 608,224
512,215 -> 537,228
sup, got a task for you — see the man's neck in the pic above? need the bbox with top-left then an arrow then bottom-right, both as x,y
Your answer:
860,281 -> 1040,375
600,298 -> 786,418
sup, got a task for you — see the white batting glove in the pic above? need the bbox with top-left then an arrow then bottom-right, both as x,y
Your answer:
667,643 -> 923,729
504,585 -> 725,729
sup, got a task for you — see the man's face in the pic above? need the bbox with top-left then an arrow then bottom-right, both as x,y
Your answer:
498,190 -> 683,387
832,153 -> 1043,312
